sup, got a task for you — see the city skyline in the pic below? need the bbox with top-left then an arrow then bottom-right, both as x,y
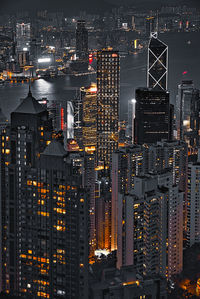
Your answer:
0,2 -> 200,298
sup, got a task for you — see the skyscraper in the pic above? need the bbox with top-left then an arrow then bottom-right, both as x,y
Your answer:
126,99 -> 136,143
187,155 -> 200,247
76,20 -> 88,62
0,90 -> 52,294
0,91 -> 89,298
16,23 -> 31,52
19,141 -> 89,299
116,172 -> 183,279
176,80 -> 200,150
111,146 -> 146,251
81,83 -> 97,150
147,34 -> 168,91
117,175 -> 168,277
134,88 -> 171,144
97,48 -> 120,167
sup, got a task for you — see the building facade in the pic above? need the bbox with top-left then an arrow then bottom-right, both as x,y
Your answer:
134,88 -> 171,144
96,48 -> 120,167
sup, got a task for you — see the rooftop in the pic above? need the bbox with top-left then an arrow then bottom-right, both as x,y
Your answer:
13,89 -> 46,115
42,140 -> 67,157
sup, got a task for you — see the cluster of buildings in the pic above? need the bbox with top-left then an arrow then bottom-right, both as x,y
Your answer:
0,10 -> 200,299
0,4 -> 200,80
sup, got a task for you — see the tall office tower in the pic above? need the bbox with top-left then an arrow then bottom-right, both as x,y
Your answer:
16,23 -> 31,52
134,88 -> 171,144
187,156 -> 200,247
18,141 -> 89,299
76,20 -> 88,62
111,145 -> 146,251
176,80 -> 200,150
147,34 -> 168,91
97,48 -> 120,167
0,90 -> 53,294
81,83 -> 97,151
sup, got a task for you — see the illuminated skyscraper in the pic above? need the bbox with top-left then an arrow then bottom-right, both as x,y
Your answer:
18,142 -> 89,299
97,48 -> 120,166
16,23 -> 31,52
134,88 -> 172,144
0,92 -> 89,298
0,90 -> 52,294
81,83 -> 97,150
147,34 -> 168,91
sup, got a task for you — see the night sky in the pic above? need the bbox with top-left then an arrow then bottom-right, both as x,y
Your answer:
0,0 -> 200,15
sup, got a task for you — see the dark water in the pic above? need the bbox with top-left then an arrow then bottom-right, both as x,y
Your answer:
0,32 -> 200,120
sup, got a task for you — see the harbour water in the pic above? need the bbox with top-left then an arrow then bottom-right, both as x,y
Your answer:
0,32 -> 200,120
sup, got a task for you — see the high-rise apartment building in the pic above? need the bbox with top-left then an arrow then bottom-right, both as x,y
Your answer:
20,141 -> 89,299
134,88 -> 172,144
116,172 -> 183,279
147,34 -> 168,91
149,140 -> 188,192
176,80 -> 200,151
111,145 -> 146,251
97,48 -> 120,167
95,177 -> 111,252
0,91 -> 89,298
117,175 -> 168,277
187,156 -> 200,247
0,90 -> 52,294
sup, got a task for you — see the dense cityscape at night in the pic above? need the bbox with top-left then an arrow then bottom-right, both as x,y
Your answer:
0,0 -> 200,298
